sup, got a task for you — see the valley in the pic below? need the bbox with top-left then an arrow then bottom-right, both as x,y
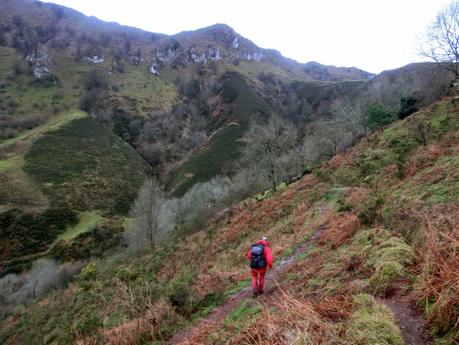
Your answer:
0,0 -> 458,344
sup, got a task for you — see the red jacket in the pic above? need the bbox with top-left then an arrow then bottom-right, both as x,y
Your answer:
247,239 -> 273,270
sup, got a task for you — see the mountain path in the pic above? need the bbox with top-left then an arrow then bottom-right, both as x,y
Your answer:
166,225 -> 328,345
380,287 -> 434,345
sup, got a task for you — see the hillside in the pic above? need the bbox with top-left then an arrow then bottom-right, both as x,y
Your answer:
0,1 -> 458,342
1,96 -> 457,344
0,0 -> 452,201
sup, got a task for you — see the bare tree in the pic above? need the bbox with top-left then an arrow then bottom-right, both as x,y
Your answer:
420,1 -> 459,82
331,87 -> 368,139
242,116 -> 297,191
175,176 -> 229,230
312,119 -> 348,159
128,179 -> 165,250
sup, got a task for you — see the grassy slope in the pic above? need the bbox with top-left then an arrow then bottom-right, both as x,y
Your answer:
23,116 -> 151,215
110,63 -> 177,116
0,111 -> 87,213
168,71 -> 272,196
3,98 -> 457,344
0,41 -> 177,215
57,211 -> 106,241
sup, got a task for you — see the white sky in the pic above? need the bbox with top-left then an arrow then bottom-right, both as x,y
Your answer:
44,0 -> 451,74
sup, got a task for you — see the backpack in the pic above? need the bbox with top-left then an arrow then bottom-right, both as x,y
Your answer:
250,244 -> 266,269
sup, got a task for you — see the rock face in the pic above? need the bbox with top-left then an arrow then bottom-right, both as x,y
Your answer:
148,24 -> 270,74
83,55 -> 105,64
232,37 -> 239,49
26,45 -> 51,79
149,63 -> 160,75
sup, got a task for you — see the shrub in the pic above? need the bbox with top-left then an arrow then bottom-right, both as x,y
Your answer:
76,262 -> 98,292
167,268 -> 196,315
72,311 -> 103,337
356,193 -> 384,225
366,103 -> 395,130
398,96 -> 419,119
79,69 -> 109,114
176,176 -> 229,231
415,215 -> 459,339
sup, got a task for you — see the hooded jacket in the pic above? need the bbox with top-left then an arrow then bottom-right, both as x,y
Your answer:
247,239 -> 274,271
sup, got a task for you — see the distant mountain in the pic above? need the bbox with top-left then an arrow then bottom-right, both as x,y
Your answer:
0,1 -> 373,82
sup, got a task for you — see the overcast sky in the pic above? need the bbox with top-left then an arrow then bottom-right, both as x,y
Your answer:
44,0 -> 451,74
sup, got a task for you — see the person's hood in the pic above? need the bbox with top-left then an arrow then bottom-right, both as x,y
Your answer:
257,239 -> 270,247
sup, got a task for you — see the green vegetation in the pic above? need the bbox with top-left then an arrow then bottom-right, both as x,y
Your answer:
0,111 -> 86,149
23,116 -> 151,214
51,224 -> 124,262
111,64 -> 178,115
368,236 -> 415,294
168,71 -> 271,195
0,47 -> 68,118
366,102 -> 395,130
347,294 -> 403,345
2,95 -> 459,345
398,96 -> 419,119
291,79 -> 363,111
57,211 -> 105,241
0,206 -> 77,263
225,300 -> 262,326
1,3 -> 459,343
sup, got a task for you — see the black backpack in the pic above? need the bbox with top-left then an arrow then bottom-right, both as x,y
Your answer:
250,244 -> 266,269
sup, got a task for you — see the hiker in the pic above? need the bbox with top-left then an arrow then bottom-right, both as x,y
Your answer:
247,236 -> 273,297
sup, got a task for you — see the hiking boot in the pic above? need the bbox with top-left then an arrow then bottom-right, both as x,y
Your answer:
258,289 -> 264,296
252,290 -> 258,298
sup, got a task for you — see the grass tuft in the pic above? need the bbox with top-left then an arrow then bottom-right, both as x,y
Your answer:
347,293 -> 404,345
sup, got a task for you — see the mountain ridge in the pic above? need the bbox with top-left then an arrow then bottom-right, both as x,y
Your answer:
0,0 -> 373,81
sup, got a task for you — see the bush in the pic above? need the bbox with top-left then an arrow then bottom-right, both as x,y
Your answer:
366,103 -> 395,130
72,311 -> 102,337
79,69 -> 109,115
167,268 -> 196,315
398,96 -> 419,119
76,263 -> 97,292
357,193 -> 384,225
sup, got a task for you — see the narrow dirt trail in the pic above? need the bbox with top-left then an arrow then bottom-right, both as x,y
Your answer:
380,287 -> 434,345
166,225 -> 328,345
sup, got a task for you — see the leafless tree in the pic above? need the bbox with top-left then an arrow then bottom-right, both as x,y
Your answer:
242,116 -> 297,191
175,176 -> 229,230
331,88 -> 368,139
127,179 -> 165,250
312,119 -> 348,158
420,1 -> 459,81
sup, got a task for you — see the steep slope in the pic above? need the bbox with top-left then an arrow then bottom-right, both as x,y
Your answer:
167,71 -> 272,195
0,0 -> 452,195
2,97 -> 457,344
23,116 -> 151,214
0,0 -> 454,291
0,112 -> 151,274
